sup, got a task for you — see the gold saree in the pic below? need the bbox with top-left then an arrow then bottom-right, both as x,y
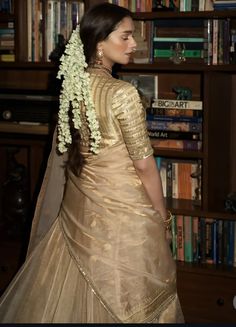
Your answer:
0,71 -> 184,323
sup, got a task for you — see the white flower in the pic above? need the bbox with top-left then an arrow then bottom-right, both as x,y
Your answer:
57,25 -> 101,154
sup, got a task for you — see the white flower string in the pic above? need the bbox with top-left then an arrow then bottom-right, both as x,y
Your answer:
57,25 -> 101,154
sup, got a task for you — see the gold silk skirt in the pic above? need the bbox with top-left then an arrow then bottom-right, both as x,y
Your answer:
0,142 -> 184,323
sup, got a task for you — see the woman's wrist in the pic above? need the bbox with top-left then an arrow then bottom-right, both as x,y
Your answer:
162,210 -> 173,231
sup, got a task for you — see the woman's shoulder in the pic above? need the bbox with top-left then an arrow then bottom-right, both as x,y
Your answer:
111,77 -> 139,97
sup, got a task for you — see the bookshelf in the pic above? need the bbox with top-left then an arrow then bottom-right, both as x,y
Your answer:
0,0 -> 236,323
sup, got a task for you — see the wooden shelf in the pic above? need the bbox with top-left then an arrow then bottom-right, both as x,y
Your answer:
177,261 -> 236,277
133,10 -> 236,20
119,63 -> 236,73
0,122 -> 50,135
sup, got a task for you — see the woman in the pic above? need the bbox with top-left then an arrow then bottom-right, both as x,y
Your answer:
0,3 -> 184,323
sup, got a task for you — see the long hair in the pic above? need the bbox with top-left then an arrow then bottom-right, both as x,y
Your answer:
67,3 -> 132,176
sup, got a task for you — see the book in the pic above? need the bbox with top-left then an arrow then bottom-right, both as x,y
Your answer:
184,216 -> 193,262
227,220 -> 235,266
0,53 -> 15,61
146,113 -> 203,123
177,160 -> 199,200
233,221 -> 236,267
154,49 -> 203,59
150,107 -> 202,117
199,217 -> 206,263
146,120 -> 202,132
148,130 -> 202,141
171,215 -> 177,260
151,139 -> 202,151
153,37 -> 205,43
204,19 -> 213,65
176,215 -> 184,261
205,218 -> 214,264
152,98 -> 203,110
192,216 -> 199,262
154,27 -> 204,38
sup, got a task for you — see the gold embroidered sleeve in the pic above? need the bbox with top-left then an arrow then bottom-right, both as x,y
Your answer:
113,83 -> 153,160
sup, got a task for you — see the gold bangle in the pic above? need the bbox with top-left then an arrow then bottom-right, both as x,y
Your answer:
163,210 -> 173,230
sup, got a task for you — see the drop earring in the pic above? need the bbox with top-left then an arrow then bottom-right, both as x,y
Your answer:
95,49 -> 103,66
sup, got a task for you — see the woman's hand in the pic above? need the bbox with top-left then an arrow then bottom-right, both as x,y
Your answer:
165,228 -> 172,244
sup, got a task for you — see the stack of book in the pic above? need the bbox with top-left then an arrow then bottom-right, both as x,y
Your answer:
171,215 -> 236,266
27,0 -> 85,62
153,19 -> 205,63
0,0 -> 14,13
0,21 -> 14,62
148,98 -> 203,151
155,157 -> 202,203
107,0 -> 152,12
213,0 -> 236,10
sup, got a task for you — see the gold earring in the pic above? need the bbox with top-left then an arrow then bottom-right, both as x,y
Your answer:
95,49 -> 103,65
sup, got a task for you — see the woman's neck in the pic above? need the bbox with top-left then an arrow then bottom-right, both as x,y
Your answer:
89,63 -> 112,75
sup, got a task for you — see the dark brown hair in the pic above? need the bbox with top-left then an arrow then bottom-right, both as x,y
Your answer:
80,2 -> 132,64
67,3 -> 132,176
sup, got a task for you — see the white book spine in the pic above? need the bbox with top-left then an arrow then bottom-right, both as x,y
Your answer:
152,99 -> 203,110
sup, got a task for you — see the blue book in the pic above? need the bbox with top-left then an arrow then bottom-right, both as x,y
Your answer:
227,220 -> 235,266
146,113 -> 203,123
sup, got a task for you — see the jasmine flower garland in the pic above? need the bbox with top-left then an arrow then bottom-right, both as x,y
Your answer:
57,25 -> 101,154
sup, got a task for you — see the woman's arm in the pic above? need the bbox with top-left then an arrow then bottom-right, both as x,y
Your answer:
133,155 -> 167,221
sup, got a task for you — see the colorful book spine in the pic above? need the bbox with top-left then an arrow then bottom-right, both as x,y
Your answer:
154,49 -> 203,58
192,216 -> 199,262
152,99 -> 203,110
148,130 -> 202,141
153,37 -> 205,42
184,216 -> 193,262
176,215 -> 184,261
146,113 -> 203,123
147,120 -> 202,132
171,215 -> 177,260
151,139 -> 202,151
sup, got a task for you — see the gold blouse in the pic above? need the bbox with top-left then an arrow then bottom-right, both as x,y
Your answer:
81,69 -> 154,160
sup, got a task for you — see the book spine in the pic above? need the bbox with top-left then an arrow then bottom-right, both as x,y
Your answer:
233,221 -> 236,267
152,98 -> 203,110
176,215 -> 184,261
212,19 -> 219,65
192,216 -> 199,262
171,215 -> 177,260
151,139 -> 202,151
146,113 -> 203,123
217,219 -> 223,264
148,130 -> 202,141
205,218 -> 214,264
153,37 -> 205,42
166,160 -> 173,198
154,49 -> 203,59
171,161 -> 178,199
204,18 -> 213,65
184,216 -> 193,262
227,220 -> 235,266
199,217 -> 206,263
146,120 -> 202,132
151,107 -> 201,117
153,42 -> 204,50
